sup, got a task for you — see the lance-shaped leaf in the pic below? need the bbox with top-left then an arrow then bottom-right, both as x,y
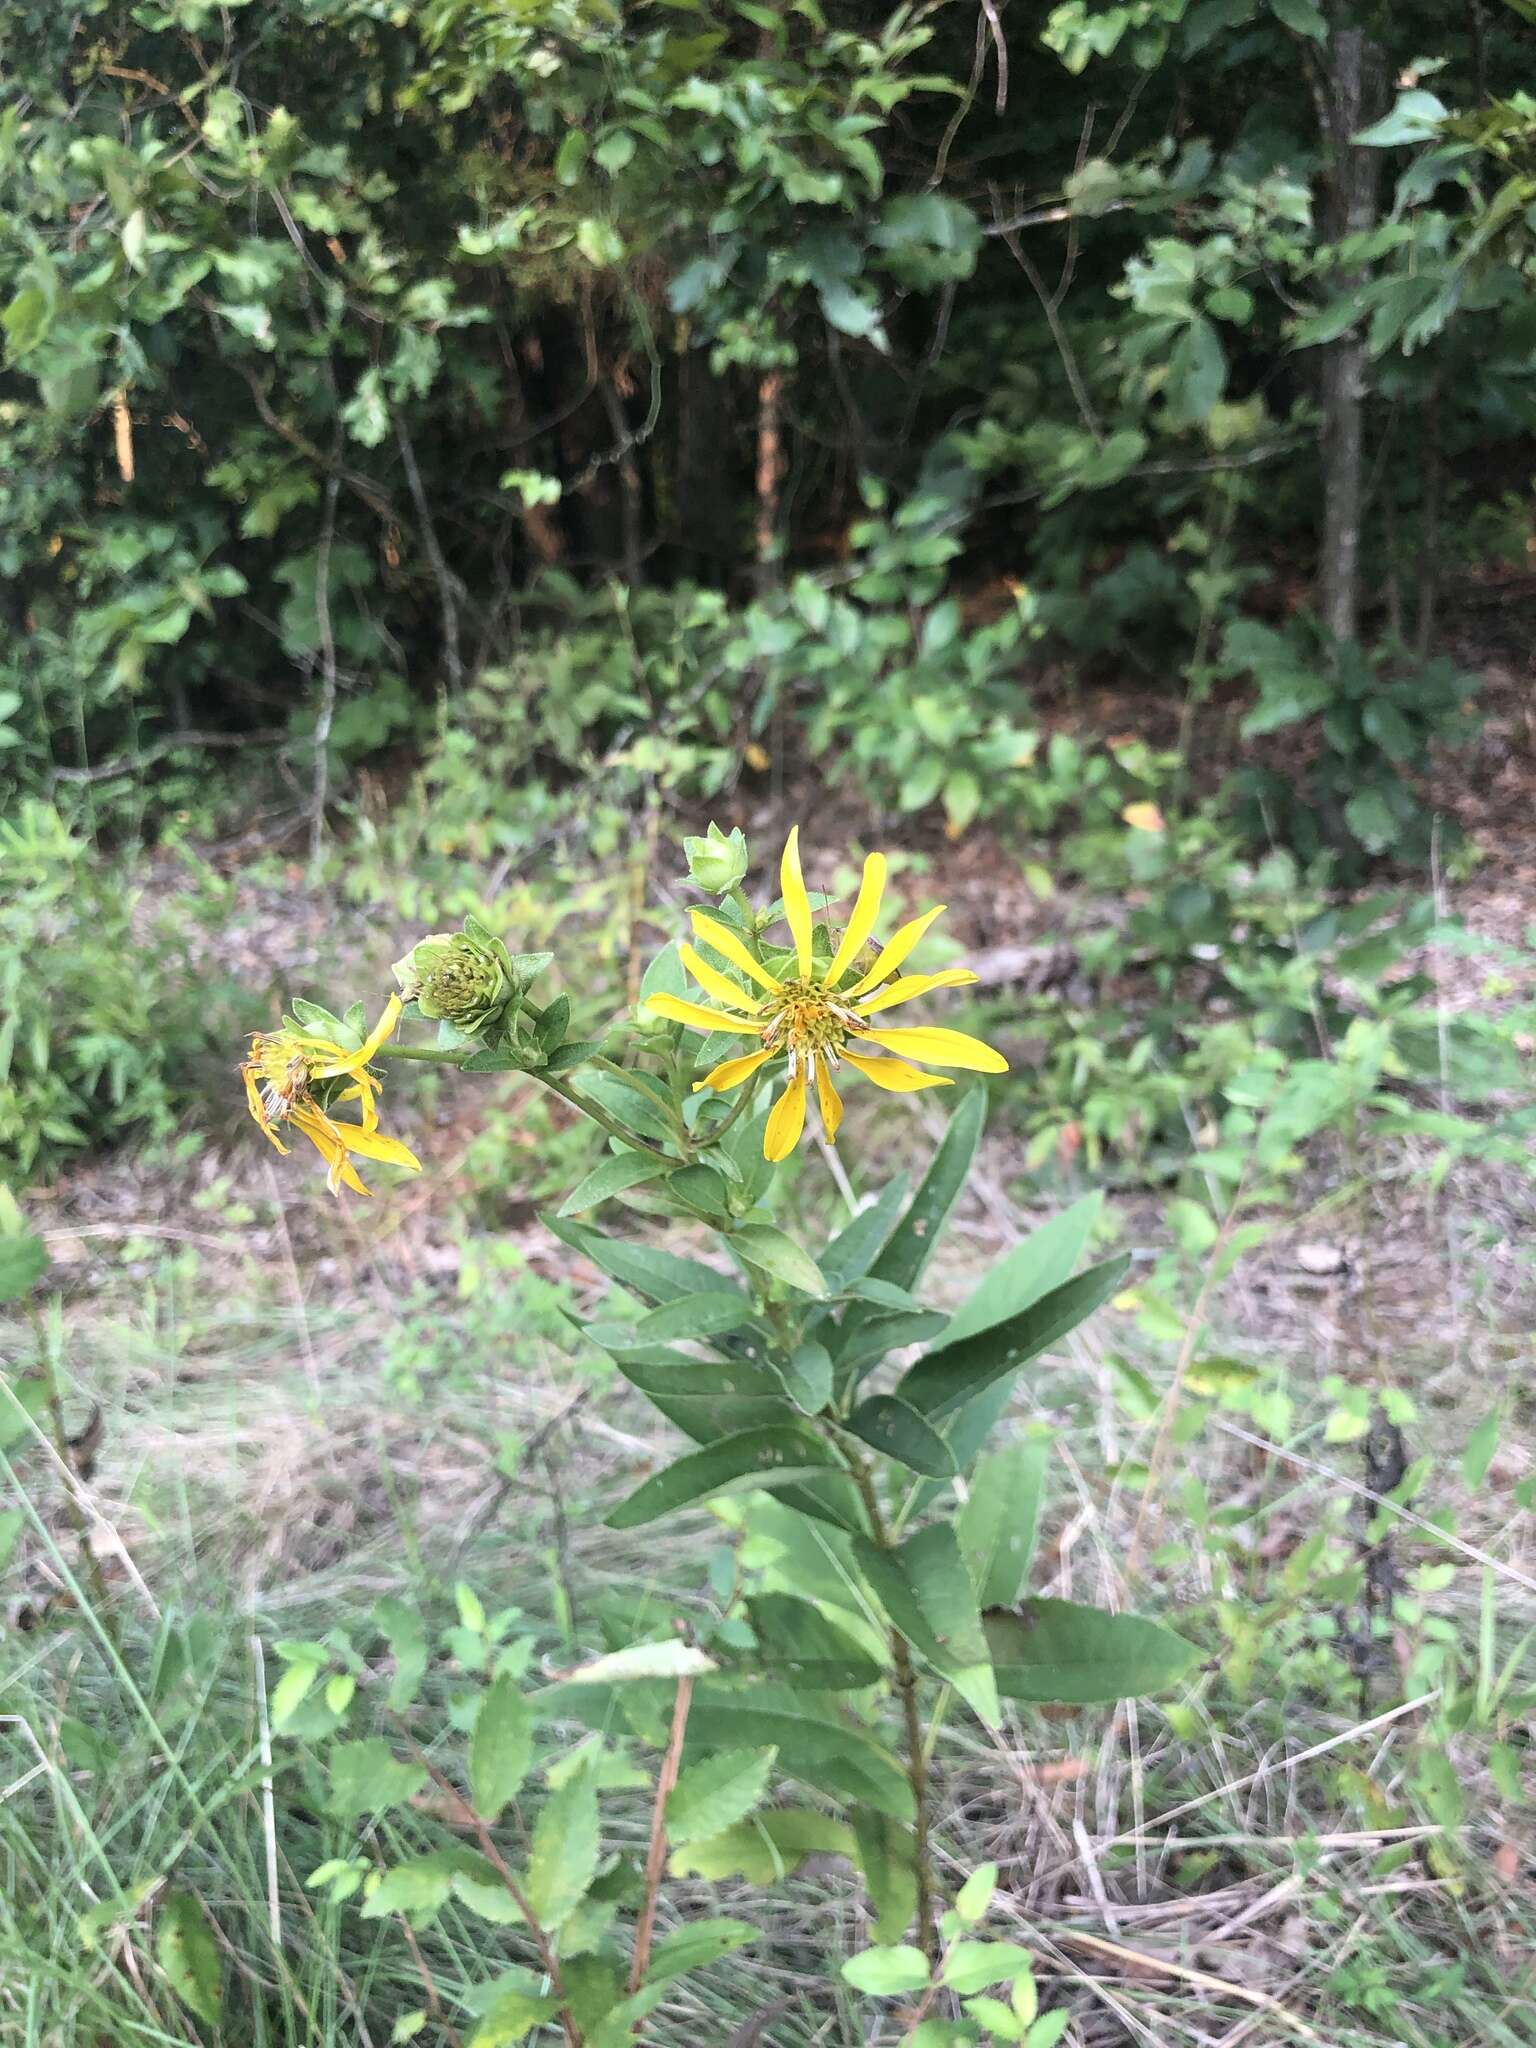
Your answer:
682,1692 -> 913,1820
557,1154 -> 673,1216
747,1592 -> 885,1689
870,1088 -> 985,1293
845,1395 -> 957,1478
956,1432 -> 1050,1609
634,1291 -> 759,1343
818,1175 -> 908,1291
853,1524 -> 999,1727
983,1600 -> 1199,1703
605,1425 -> 845,1529
894,1256 -> 1129,1421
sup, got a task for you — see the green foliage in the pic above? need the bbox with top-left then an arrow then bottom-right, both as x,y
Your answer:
0,802 -> 235,1179
2,0 -> 1523,864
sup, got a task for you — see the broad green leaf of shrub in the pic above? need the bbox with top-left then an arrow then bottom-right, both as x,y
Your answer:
470,1675 -> 533,1823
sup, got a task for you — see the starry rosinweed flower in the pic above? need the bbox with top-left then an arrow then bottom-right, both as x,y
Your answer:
393,929 -> 512,1036
646,827 -> 1008,1161
240,996 -> 420,1196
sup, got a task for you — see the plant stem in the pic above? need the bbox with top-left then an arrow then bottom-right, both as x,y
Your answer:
844,1453 -> 939,1963
537,1074 -> 677,1164
379,1041 -> 677,1162
410,1746 -> 582,2048
628,1673 -> 694,2028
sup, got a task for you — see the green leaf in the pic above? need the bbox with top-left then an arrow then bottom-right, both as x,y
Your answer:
647,1917 -> 756,1982
156,1891 -> 222,2025
956,1435 -> 1050,1607
667,1748 -> 777,1846
842,1945 -> 931,1994
780,1340 -> 833,1414
467,1991 -> 559,2046
854,1525 -> 999,1726
329,1739 -> 428,1819
1463,1410 -> 1500,1491
942,1940 -> 1034,1994
565,1640 -> 718,1685
360,1856 -> 457,1921
945,1195 -> 1103,1348
558,1155 -> 671,1216
0,1234 -> 47,1305
470,1676 -> 533,1823
819,1177 -> 908,1290
525,1764 -> 599,1928
845,1396 -> 957,1478
729,1224 -> 827,1298
747,1592 -> 884,1689
548,1215 -> 728,1305
1269,0 -> 1325,36
1166,316 -> 1226,423
852,1809 -> 918,1943
954,1861 -> 997,1924
984,1600 -> 1199,1703
2,287 -> 49,362
635,1291 -> 758,1343
270,1658 -> 323,1727
1355,90 -> 1447,148
869,1090 -> 984,1293
670,1807 -> 855,1885
683,1695 -> 913,1819
1343,785 -> 1398,853
605,1425 -> 843,1529
374,1598 -> 428,1711
895,1257 -> 1129,1421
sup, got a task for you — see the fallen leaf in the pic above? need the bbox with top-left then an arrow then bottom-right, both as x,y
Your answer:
1122,801 -> 1165,833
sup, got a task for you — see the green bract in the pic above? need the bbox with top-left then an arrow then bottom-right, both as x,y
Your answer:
682,822 -> 749,895
393,929 -> 512,1036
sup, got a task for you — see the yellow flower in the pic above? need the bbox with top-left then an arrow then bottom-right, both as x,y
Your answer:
240,995 -> 421,1196
647,828 -> 1008,1162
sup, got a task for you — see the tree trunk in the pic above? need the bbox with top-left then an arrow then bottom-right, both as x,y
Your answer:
1317,12 -> 1386,652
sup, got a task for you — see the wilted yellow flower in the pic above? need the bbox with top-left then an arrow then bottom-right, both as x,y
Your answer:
649,828 -> 1007,1161
240,996 -> 420,1196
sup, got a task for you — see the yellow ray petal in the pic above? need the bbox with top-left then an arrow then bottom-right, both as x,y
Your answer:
645,993 -> 762,1036
842,903 -> 947,998
815,1060 -> 844,1142
858,1024 -> 1009,1073
841,1050 -> 955,1094
693,1046 -> 778,1094
333,1077 -> 381,1132
679,943 -> 764,1015
764,1070 -> 808,1161
824,851 -> 888,989
780,826 -> 814,980
314,994 -> 403,1078
330,1123 -> 423,1171
690,912 -> 783,994
290,1109 -> 372,1195
854,967 -> 979,1016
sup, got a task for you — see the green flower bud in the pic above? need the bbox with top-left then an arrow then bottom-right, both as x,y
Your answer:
682,822 -> 749,895
393,930 -> 512,1035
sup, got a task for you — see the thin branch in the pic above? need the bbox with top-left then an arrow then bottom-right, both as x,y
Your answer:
994,199 -> 1104,444
392,409 -> 466,699
628,1674 -> 694,2020
410,1746 -> 582,2048
307,472 -> 341,877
